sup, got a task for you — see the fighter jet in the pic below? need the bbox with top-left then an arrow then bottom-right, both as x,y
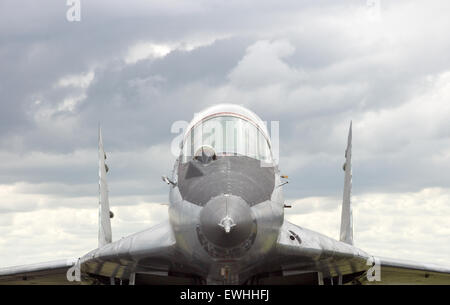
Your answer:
1,104 -> 449,284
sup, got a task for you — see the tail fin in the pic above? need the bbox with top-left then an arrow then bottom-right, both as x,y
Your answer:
340,121 -> 353,245
98,127 -> 112,247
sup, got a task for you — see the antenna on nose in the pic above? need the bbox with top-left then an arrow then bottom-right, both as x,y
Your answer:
218,215 -> 236,233
218,196 -> 236,233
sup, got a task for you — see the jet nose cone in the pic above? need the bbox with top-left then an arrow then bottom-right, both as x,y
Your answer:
199,194 -> 255,248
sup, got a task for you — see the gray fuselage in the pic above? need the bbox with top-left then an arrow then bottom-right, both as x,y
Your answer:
169,154 -> 284,284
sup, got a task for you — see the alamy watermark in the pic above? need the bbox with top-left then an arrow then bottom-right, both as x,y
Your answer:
66,0 -> 81,22
366,256 -> 381,282
66,259 -> 81,282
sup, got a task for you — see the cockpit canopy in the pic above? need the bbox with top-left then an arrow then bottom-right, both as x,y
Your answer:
181,114 -> 272,164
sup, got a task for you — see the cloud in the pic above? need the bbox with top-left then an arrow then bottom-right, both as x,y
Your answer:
0,203 -> 168,267
125,43 -> 174,64
228,40 -> 302,89
286,187 -> 450,266
57,71 -> 95,89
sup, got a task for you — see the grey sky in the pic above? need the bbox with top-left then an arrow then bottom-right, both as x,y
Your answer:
1,0 -> 449,267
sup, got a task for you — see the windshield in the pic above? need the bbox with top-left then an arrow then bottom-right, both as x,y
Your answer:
182,115 -> 272,163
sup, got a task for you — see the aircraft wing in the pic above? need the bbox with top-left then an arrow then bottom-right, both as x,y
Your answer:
77,219 -> 201,285
0,259 -> 81,285
363,256 -> 450,284
267,220 -> 450,285
0,220 -> 189,285
256,220 -> 371,285
0,130 -> 184,285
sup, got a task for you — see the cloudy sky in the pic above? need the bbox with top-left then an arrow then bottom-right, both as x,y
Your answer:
1,0 -> 449,268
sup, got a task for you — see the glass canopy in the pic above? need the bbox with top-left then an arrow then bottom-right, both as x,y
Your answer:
182,115 -> 272,163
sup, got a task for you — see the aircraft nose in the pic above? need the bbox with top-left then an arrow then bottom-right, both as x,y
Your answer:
199,194 -> 255,248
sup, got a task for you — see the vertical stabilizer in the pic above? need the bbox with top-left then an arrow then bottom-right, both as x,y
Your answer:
340,122 -> 353,245
98,127 -> 112,247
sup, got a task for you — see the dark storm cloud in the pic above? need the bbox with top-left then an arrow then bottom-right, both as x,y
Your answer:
76,36 -> 252,150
